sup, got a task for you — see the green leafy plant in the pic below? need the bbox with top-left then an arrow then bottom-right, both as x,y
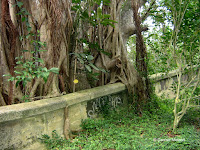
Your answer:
129,0 -> 200,131
40,99 -> 200,150
71,0 -> 116,85
3,1 -> 59,102
40,130 -> 68,150
72,0 -> 117,27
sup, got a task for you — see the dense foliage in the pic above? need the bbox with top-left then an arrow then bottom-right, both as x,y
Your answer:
40,97 -> 200,149
129,0 -> 200,75
128,0 -> 200,131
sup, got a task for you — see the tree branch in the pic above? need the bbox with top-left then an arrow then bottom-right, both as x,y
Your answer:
141,0 -> 156,22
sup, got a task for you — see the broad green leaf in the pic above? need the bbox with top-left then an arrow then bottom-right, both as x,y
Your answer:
103,0 -> 111,5
26,34 -> 30,39
38,41 -> 45,46
27,26 -> 32,32
16,61 -> 22,65
87,55 -> 94,61
37,59 -> 44,64
103,14 -> 111,19
50,68 -> 59,74
19,36 -> 23,41
22,50 -> 29,52
14,71 -> 22,75
81,11 -> 89,19
99,68 -> 107,73
85,65 -> 92,72
3,74 -> 11,77
97,7 -> 103,19
43,67 -> 48,72
80,53 -> 86,58
92,72 -> 100,76
77,58 -> 84,64
17,1 -> 23,8
38,50 -> 47,52
21,17 -> 26,22
8,77 -> 15,81
89,63 -> 99,71
73,53 -> 80,58
16,80 -> 21,88
72,0 -> 81,3
41,72 -> 49,83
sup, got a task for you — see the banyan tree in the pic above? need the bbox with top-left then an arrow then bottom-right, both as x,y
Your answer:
0,0 -> 152,111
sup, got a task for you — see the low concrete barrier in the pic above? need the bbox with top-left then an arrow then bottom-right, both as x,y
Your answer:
150,67 -> 199,99
0,67 -> 198,150
0,83 -> 127,150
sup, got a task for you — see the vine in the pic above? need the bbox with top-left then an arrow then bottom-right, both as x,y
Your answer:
3,1 -> 59,102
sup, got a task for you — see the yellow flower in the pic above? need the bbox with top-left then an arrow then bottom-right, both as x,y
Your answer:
73,79 -> 78,84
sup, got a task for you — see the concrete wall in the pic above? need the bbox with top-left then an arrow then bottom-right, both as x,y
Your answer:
0,83 -> 127,150
0,68 -> 198,150
150,67 -> 199,99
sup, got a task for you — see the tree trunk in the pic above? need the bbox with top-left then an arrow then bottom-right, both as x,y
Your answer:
0,0 -> 148,107
132,0 -> 150,111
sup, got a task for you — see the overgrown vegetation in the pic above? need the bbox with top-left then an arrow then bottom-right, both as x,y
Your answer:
40,96 -> 200,150
3,1 -> 59,102
128,0 -> 200,131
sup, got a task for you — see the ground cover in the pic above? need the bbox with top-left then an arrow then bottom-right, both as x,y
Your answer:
40,98 -> 200,150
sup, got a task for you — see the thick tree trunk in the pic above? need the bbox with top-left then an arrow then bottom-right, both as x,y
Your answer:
132,0 -> 150,110
1,0 -> 19,104
0,0 -> 148,106
0,0 -> 73,104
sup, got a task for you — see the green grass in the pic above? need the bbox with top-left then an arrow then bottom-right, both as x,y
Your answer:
40,99 -> 200,150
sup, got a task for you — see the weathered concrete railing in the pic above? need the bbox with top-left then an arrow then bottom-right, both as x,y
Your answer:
0,67 -> 198,150
0,83 -> 127,150
150,67 -> 199,99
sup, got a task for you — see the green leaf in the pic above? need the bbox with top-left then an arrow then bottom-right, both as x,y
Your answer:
99,68 -> 107,73
38,41 -> 45,46
16,61 -> 23,65
8,77 -> 15,81
27,26 -> 32,32
81,11 -> 89,19
38,50 -> 47,52
14,71 -> 22,75
3,74 -> 11,77
22,81 -> 27,87
26,34 -> 30,39
17,1 -> 23,8
85,65 -> 92,72
43,67 -> 48,72
97,7 -> 103,19
21,17 -> 26,22
41,72 -> 49,83
22,49 -> 29,52
50,68 -> 59,74
37,59 -> 44,64
72,0 -> 81,3
80,53 -> 86,58
87,55 -> 94,61
19,36 -> 23,41
72,53 -> 80,58
103,0 -> 111,5
103,14 -> 111,19
89,63 -> 99,71
92,72 -> 100,76
77,58 -> 84,64
16,80 -> 21,88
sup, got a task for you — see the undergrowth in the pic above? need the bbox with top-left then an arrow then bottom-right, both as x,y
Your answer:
40,97 -> 200,150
